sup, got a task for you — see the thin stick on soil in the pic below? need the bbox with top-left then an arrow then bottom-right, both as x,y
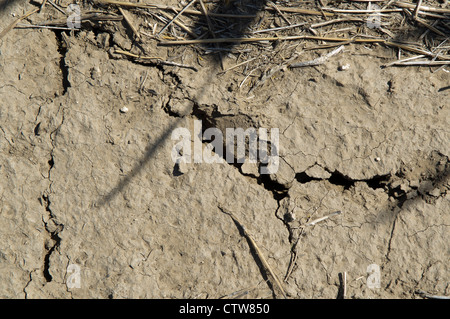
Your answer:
157,0 -> 196,36
0,8 -> 39,40
40,0 -> 48,13
416,290 -> 450,299
115,49 -> 161,59
47,0 -> 67,15
218,206 -> 287,299
198,0 -> 215,38
268,1 -> 292,25
305,210 -> 342,226
265,6 -> 335,16
415,18 -> 447,37
252,22 -> 307,34
119,7 -> 141,39
290,45 -> 344,68
34,13 -> 123,26
239,68 -> 257,89
394,1 -> 450,14
322,7 -> 402,13
390,60 -> 450,66
310,18 -> 365,29
304,41 -> 352,50
383,54 -> 426,67
114,49 -> 198,71
218,57 -> 257,75
159,10 -> 198,38
414,0 -> 423,20
159,35 -> 386,45
385,41 -> 450,60
15,23 -> 78,30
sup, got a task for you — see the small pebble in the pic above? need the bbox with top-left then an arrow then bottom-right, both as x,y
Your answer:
120,107 -> 129,113
338,63 -> 350,71
375,157 -> 381,162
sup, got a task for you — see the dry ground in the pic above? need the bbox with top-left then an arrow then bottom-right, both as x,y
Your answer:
0,0 -> 448,298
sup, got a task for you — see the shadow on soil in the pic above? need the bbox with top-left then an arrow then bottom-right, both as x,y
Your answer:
189,0 -> 268,69
97,0 -> 270,206
0,0 -> 20,14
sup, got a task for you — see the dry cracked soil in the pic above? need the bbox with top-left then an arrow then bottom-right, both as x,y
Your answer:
0,0 -> 449,299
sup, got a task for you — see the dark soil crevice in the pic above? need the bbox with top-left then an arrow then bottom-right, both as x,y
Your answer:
41,106 -> 66,283
41,195 -> 64,283
190,102 -> 288,201
295,169 -> 391,191
22,270 -> 34,299
53,31 -> 71,95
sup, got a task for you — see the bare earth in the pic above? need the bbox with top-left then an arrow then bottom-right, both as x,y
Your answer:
0,0 -> 448,299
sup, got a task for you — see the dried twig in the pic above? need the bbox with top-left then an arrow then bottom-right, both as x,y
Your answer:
395,1 -> 450,14
417,290 -> 450,299
157,0 -> 196,36
0,8 -> 39,40
159,35 -> 386,45
47,0 -> 67,16
39,0 -> 48,13
322,7 -> 402,13
310,18 -> 364,29
290,45 -> 344,68
413,0 -> 423,20
15,23 -> 77,30
158,10 -> 197,38
268,1 -> 292,25
115,49 -> 198,71
218,57 -> 257,75
218,206 -> 286,299
383,54 -> 426,67
389,60 -> 450,66
34,13 -> 122,26
252,22 -> 307,34
119,7 -> 140,39
415,17 -> 447,38
265,5 -> 334,16
304,211 -> 342,226
385,41 -> 450,60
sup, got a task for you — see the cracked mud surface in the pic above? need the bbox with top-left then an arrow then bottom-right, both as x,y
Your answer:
1,0 -> 449,298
